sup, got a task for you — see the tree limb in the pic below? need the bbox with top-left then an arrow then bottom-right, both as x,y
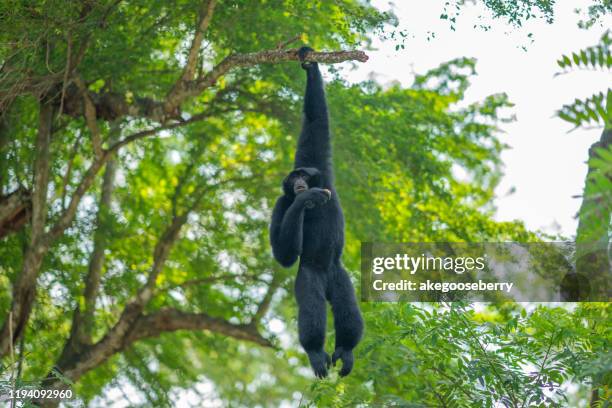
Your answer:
575,128 -> 611,300
35,308 -> 271,407
165,0 -> 217,113
31,102 -> 53,240
59,47 -> 367,124
74,76 -> 103,158
109,112 -> 210,153
74,128 -> 119,344
0,188 -> 31,239
252,269 -> 282,323
163,48 -> 369,114
47,156 -> 106,242
0,102 -> 53,357
127,308 -> 272,347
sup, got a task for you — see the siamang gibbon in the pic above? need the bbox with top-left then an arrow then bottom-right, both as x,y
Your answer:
270,47 -> 364,378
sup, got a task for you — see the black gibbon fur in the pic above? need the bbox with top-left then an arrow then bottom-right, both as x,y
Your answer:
270,47 -> 364,378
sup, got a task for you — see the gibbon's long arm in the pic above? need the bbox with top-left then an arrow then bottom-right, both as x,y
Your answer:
294,56 -> 333,184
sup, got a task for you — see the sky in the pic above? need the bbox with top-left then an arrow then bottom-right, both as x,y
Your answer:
344,0 -> 611,237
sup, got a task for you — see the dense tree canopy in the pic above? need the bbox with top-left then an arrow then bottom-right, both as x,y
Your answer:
0,1 -> 609,407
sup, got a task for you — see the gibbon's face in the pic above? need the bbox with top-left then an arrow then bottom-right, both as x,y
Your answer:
293,175 -> 309,195
283,167 -> 321,197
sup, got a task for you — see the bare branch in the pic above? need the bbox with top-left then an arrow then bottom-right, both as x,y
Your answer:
165,0 -> 217,118
59,134 -> 82,209
0,102 -> 53,357
47,156 -> 106,241
57,47 -> 367,124
57,32 -> 73,118
183,0 -> 217,83
127,308 -> 272,347
35,307 -> 272,399
108,111 -> 209,153
163,47 -> 368,116
31,102 -> 53,239
252,270 -> 281,323
74,76 -> 103,158
76,129 -> 119,344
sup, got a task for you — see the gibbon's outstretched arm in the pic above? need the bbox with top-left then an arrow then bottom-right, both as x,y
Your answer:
294,47 -> 333,184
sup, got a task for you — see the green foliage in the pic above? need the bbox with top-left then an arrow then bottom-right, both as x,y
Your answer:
556,31 -> 612,129
306,302 -> 611,407
440,0 -> 556,32
588,144 -> 612,207
555,32 -> 611,259
557,90 -> 612,128
556,32 -> 611,71
0,1 -> 608,407
577,142 -> 612,243
576,0 -> 612,29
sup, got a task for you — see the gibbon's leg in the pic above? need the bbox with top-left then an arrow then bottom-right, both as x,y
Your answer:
328,266 -> 364,376
295,265 -> 331,378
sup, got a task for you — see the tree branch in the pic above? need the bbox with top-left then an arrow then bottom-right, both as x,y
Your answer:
60,85 -> 168,122
127,308 -> 272,347
164,48 -> 369,114
252,269 -> 282,323
47,156 -> 106,242
0,101 -> 53,357
189,0 -> 217,79
108,112 -> 210,153
31,102 -> 53,240
74,129 -> 119,344
176,1 -> 216,85
276,34 -> 302,50
59,133 -> 82,209
0,188 -> 31,239
36,308 -> 271,407
164,0 -> 217,118
60,47 -> 367,124
74,76 -> 103,158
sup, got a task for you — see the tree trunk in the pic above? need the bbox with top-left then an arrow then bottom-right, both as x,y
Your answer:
575,128 -> 611,294
0,101 -> 53,357
577,128 -> 611,406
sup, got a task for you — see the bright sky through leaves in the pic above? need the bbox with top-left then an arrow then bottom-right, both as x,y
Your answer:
345,0 -> 612,236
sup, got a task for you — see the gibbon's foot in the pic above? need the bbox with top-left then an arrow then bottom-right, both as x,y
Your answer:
307,349 -> 331,378
332,347 -> 354,377
298,46 -> 315,70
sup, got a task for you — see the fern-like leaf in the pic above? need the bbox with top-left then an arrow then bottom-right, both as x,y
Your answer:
556,31 -> 611,71
557,89 -> 612,128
